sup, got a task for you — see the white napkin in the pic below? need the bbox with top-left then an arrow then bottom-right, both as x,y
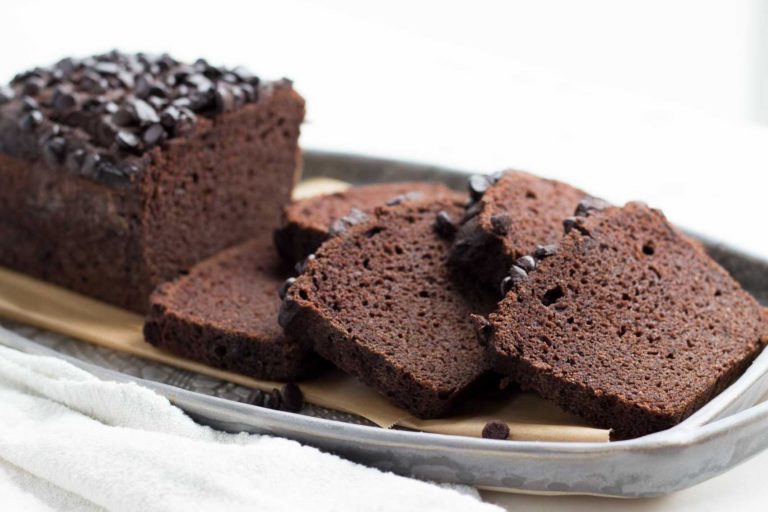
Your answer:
0,327 -> 499,512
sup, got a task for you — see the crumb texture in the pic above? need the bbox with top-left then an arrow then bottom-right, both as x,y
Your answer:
489,202 -> 768,438
281,197 -> 492,417
144,236 -> 317,380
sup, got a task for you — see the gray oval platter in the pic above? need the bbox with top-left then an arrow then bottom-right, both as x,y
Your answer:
2,150 -> 768,498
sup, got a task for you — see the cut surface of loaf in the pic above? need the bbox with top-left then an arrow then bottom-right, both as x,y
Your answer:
279,196 -> 494,417
486,202 -> 768,439
274,181 -> 456,264
450,171 -> 587,295
144,236 -> 317,381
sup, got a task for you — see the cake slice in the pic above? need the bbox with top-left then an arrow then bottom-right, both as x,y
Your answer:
449,171 -> 587,296
144,236 -> 317,381
0,51 -> 304,312
279,196 -> 494,417
273,181 -> 455,264
484,202 -> 768,439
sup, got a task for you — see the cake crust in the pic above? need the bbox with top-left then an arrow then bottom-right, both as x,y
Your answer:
274,181 -> 455,264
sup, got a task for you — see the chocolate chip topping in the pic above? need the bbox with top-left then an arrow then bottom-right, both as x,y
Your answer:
0,51 -> 277,185
574,196 -> 611,217
328,208 -> 369,236
433,210 -> 458,238
534,244 -> 558,259
244,384 -> 303,413
481,420 -> 510,440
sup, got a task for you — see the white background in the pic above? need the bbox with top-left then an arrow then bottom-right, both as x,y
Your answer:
3,1 -> 768,509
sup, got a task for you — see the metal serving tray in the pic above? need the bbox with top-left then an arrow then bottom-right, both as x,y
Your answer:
2,150 -> 768,498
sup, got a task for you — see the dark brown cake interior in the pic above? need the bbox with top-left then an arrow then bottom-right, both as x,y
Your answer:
280,196 -> 495,417
144,236 -> 317,381
487,202 -> 768,438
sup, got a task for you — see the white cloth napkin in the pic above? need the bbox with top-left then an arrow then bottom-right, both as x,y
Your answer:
0,327 -> 499,512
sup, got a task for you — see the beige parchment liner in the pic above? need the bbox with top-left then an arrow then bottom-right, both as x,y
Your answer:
0,177 -> 609,443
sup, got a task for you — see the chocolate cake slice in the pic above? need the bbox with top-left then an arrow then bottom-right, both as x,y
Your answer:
144,236 -> 317,381
449,171 -> 587,295
484,202 -> 768,439
279,196 -> 494,417
0,51 -> 304,312
274,181 -> 455,264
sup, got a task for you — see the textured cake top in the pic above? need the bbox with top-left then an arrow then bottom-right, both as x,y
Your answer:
0,51 -> 284,184
486,201 -> 768,438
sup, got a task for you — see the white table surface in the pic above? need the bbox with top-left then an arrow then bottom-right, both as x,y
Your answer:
3,2 -> 768,509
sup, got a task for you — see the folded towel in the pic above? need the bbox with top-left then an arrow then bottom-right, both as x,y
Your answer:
0,327 -> 499,512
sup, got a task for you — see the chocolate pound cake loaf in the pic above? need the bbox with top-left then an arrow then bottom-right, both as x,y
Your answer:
0,51 -> 304,312
449,171 -> 587,295
144,236 -> 317,381
273,181 -> 454,264
279,196 -> 494,417
484,202 -> 768,439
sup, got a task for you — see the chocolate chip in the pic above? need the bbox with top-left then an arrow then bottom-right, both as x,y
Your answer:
116,131 -> 142,152
22,76 -> 45,96
515,255 -> 536,272
329,208 -> 369,236
80,152 -> 102,177
133,99 -> 160,125
433,210 -> 457,238
19,110 -> 43,131
52,89 -> 78,112
468,175 -> 491,201
65,149 -> 86,174
112,106 -> 137,127
214,84 -> 234,113
482,420 -> 510,440
265,388 -> 283,410
471,314 -> 494,346
41,137 -> 67,166
93,61 -> 121,75
563,216 -> 590,235
142,124 -> 166,147
575,196 -> 611,217
534,244 -> 558,259
0,85 -> 14,104
21,96 -> 39,111
96,159 -> 128,185
294,255 -> 315,275
280,383 -> 304,412
160,106 -> 181,130
278,277 -> 296,300
501,266 -> 527,295
489,170 -> 506,184
245,388 -> 267,406
563,216 -> 578,233
490,214 -> 511,236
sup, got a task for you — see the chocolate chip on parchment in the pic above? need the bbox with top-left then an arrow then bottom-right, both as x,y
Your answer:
482,420 -> 510,440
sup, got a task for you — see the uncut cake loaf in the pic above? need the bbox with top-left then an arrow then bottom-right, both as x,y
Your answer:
450,171 -> 587,295
273,181 -> 455,264
483,201 -> 768,439
279,196 -> 494,417
0,51 -> 304,312
144,236 -> 317,381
